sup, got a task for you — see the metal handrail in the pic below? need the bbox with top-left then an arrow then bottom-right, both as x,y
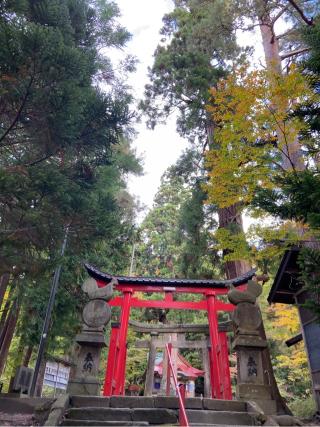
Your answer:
165,343 -> 189,427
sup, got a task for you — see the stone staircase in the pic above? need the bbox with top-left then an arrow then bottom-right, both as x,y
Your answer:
59,395 -> 264,426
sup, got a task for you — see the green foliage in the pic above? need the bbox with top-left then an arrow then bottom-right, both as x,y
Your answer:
252,170 -> 320,229
259,284 -> 312,405
0,0 -> 140,380
252,169 -> 320,321
135,173 -> 190,277
298,18 -> 320,136
177,181 -> 219,277
135,171 -> 221,279
140,0 -> 239,142
125,328 -> 147,389
298,247 -> 320,322
289,396 -> 316,419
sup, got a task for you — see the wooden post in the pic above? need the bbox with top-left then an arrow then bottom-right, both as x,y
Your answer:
206,292 -> 222,399
219,331 -> 232,400
103,323 -> 119,396
144,332 -> 158,396
114,290 -> 132,395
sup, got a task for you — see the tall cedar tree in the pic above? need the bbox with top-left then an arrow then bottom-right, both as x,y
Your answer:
0,0 -> 140,384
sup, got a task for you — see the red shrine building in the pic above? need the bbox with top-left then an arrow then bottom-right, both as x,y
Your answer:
154,351 -> 204,397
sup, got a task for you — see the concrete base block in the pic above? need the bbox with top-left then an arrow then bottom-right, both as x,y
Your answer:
237,383 -> 272,400
75,332 -> 106,347
67,377 -> 101,396
233,336 -> 267,349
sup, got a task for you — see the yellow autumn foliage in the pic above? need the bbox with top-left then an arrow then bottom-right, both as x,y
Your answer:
214,227 -> 250,262
266,302 -> 308,374
204,63 -> 315,208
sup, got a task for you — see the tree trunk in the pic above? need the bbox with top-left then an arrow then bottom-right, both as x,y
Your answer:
258,7 -> 308,413
0,273 -> 10,309
7,338 -> 25,393
218,205 -> 250,279
0,299 -> 11,344
35,356 -> 46,397
11,338 -> 24,373
23,346 -> 33,367
258,8 -> 305,171
0,300 -> 20,375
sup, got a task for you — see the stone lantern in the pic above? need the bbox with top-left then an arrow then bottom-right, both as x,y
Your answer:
67,277 -> 116,395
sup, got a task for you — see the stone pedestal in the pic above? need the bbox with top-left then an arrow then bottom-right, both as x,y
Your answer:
67,328 -> 106,395
228,280 -> 275,414
233,334 -> 272,402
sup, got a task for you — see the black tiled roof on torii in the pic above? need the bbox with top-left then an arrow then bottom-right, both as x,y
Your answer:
84,263 -> 256,289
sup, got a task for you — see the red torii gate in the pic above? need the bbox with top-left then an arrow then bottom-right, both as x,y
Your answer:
85,264 -> 256,400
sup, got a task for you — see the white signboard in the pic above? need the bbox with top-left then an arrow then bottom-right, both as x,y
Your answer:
44,361 -> 70,390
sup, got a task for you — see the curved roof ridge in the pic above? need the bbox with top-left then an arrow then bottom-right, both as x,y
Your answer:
84,263 -> 256,288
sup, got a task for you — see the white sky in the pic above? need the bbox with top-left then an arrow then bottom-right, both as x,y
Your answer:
112,0 -> 187,218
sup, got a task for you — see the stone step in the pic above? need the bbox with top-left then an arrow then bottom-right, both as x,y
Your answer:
64,406 -> 257,426
65,407 -> 178,424
186,409 -> 256,426
61,420 -> 149,426
69,395 -> 247,412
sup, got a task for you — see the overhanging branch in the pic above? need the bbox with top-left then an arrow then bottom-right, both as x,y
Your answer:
280,46 -> 311,60
272,5 -> 290,25
286,0 -> 314,26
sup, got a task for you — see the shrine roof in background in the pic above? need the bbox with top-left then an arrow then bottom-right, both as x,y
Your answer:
268,247 -> 303,305
84,263 -> 256,289
155,352 -> 205,378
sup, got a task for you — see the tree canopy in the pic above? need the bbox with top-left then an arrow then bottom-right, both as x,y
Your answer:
0,0 -> 141,385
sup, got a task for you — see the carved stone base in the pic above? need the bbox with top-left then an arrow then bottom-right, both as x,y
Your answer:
237,383 -> 273,400
67,376 -> 101,395
233,335 -> 267,349
67,328 -> 106,396
234,336 -> 273,403
228,286 -> 277,415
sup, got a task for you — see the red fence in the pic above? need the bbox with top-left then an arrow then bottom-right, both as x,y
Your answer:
165,343 -> 189,427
